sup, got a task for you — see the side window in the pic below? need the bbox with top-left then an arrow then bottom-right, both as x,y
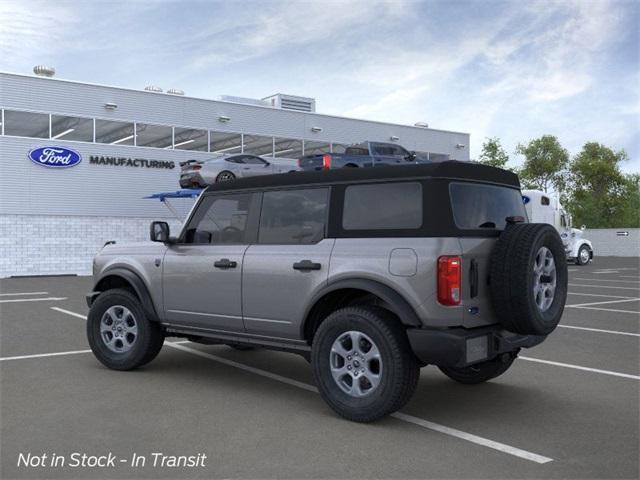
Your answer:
259,188 -> 328,244
391,145 -> 410,157
560,215 -> 567,228
183,193 -> 254,244
226,156 -> 243,164
541,196 -> 550,206
343,182 -> 422,230
243,155 -> 267,165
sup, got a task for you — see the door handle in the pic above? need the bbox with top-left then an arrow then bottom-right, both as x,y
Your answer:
293,260 -> 321,271
214,258 -> 237,269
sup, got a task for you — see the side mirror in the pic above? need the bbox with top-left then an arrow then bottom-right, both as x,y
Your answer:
581,225 -> 586,231
405,151 -> 417,161
150,221 -> 170,243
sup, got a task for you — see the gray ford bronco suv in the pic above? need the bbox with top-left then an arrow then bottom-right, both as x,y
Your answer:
87,162 -> 567,422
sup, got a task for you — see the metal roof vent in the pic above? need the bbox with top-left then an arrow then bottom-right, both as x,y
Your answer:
33,65 -> 55,77
167,88 -> 185,96
414,122 -> 429,128
144,85 -> 163,93
262,94 -> 316,113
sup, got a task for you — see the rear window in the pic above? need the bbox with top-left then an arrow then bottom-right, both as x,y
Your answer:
449,182 -> 526,230
343,182 -> 422,230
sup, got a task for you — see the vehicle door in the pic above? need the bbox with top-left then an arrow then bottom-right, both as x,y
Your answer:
235,155 -> 272,177
162,192 -> 260,332
242,187 -> 334,340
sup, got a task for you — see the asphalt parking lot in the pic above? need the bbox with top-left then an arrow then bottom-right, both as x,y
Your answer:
1,257 -> 638,479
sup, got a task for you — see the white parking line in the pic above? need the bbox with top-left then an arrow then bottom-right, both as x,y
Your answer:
567,306 -> 640,315
0,291 -> 49,296
520,357 -> 640,380
568,292 -> 637,299
573,278 -> 640,284
566,298 -> 640,308
558,325 -> 640,337
569,284 -> 640,291
166,343 -> 553,464
51,307 -> 88,319
0,349 -> 92,362
0,297 -> 68,304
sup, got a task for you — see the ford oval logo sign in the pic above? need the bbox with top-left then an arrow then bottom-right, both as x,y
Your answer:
28,146 -> 82,168
522,195 -> 530,205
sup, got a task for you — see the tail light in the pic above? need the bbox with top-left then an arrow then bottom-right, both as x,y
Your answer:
437,256 -> 461,306
297,158 -> 302,168
322,154 -> 332,170
191,165 -> 202,170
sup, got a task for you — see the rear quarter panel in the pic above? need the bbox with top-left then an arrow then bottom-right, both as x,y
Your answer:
328,238 -> 464,327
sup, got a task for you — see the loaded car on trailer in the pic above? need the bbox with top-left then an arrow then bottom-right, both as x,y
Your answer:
87,162 -> 567,422
298,141 -> 427,170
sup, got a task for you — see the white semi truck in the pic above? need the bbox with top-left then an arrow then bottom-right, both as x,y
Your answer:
522,190 -> 594,265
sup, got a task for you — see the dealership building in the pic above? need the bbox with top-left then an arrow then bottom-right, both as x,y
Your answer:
0,69 -> 470,277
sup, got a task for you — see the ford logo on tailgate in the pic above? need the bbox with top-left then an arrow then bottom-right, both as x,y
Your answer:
28,146 -> 82,168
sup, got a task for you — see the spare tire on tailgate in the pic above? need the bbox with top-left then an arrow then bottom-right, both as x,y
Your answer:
489,223 -> 568,335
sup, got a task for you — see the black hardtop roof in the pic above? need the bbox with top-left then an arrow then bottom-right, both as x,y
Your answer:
203,161 -> 520,194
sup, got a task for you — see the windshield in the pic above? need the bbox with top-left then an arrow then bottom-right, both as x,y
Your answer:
449,182 -> 527,230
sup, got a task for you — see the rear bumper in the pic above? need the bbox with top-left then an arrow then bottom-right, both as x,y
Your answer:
407,325 -> 546,368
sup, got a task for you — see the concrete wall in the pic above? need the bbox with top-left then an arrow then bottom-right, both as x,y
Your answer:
585,228 -> 640,257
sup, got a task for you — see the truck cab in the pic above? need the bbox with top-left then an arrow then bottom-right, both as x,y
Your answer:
522,190 -> 594,265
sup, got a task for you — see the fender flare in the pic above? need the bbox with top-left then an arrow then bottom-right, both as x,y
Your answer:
302,278 -> 422,337
90,267 -> 159,322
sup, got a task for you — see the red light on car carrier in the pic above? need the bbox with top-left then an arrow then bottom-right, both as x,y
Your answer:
191,165 -> 202,170
322,154 -> 332,170
437,256 -> 461,306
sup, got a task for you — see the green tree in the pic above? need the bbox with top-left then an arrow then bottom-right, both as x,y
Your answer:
478,137 -> 510,169
565,142 -> 635,228
516,135 -> 569,192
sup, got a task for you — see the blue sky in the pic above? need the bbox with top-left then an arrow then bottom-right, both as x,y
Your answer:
1,0 -> 638,171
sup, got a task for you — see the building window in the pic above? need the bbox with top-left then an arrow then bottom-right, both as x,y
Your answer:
243,134 -> 274,156
3,110 -> 49,138
303,141 -> 331,156
331,143 -> 348,154
273,137 -> 303,159
173,127 -> 208,151
210,131 -> 243,154
51,114 -> 93,142
136,123 -> 173,149
429,153 -> 450,162
95,119 -> 135,145
343,182 -> 423,230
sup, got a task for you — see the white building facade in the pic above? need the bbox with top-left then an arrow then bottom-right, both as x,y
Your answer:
0,72 -> 470,277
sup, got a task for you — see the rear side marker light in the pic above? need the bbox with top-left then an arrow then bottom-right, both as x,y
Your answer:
322,154 -> 332,170
438,256 -> 461,306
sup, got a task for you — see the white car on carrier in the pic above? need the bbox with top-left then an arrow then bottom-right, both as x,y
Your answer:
522,190 -> 594,265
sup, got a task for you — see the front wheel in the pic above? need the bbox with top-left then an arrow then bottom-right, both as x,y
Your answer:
438,353 -> 516,384
576,244 -> 591,265
87,289 -> 164,371
311,306 -> 419,423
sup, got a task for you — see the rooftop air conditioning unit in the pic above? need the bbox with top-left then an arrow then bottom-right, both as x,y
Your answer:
33,65 -> 55,77
144,85 -> 163,92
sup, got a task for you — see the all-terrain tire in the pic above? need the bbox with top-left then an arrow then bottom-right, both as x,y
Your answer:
87,289 -> 165,371
490,223 -> 568,335
439,353 -> 517,384
311,306 -> 419,423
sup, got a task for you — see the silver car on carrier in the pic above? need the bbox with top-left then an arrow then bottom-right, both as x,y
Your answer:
179,154 -> 298,188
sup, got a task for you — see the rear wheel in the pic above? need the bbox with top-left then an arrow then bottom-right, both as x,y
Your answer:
311,306 -> 419,423
87,289 -> 164,370
439,353 -> 517,384
576,244 -> 591,265
216,171 -> 235,183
